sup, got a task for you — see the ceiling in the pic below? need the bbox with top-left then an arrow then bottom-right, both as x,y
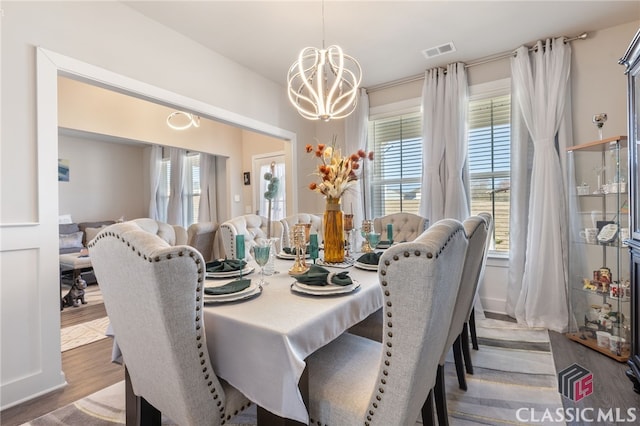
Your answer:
122,1 -> 640,89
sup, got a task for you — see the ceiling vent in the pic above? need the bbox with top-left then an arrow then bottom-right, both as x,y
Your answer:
422,42 -> 456,59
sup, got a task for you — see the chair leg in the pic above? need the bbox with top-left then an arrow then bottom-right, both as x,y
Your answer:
421,388 -> 436,426
469,307 -> 479,350
453,336 -> 468,391
461,323 -> 474,375
434,364 -> 449,426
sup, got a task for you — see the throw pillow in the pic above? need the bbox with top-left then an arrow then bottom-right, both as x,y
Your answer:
59,231 -> 84,249
84,226 -> 106,244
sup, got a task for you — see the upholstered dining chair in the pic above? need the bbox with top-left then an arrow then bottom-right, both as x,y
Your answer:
130,217 -> 187,245
373,212 -> 429,243
187,221 -> 219,262
305,219 -> 468,426
89,220 -> 251,426
280,213 -> 322,248
219,214 -> 283,259
467,212 -> 494,352
424,214 -> 490,426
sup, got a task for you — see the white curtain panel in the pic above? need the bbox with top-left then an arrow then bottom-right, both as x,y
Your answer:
343,88 -> 369,224
443,62 -> 470,221
198,153 -> 217,223
508,38 -> 572,332
148,145 -> 162,220
167,147 -> 186,227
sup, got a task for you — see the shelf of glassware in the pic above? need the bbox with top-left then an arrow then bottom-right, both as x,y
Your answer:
566,136 -> 631,362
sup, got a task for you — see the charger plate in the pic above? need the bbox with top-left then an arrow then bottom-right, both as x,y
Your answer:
204,282 -> 261,303
290,280 -> 360,296
205,266 -> 254,279
277,251 -> 311,260
354,261 -> 378,271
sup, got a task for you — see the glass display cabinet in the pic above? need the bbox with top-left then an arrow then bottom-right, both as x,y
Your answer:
566,136 -> 631,362
619,26 -> 640,391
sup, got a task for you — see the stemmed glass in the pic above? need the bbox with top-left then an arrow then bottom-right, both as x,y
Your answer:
367,232 -> 381,250
251,240 -> 271,288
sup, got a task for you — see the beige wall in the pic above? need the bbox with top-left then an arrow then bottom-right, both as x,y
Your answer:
58,134 -> 148,223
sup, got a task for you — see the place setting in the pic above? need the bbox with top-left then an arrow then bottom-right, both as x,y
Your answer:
203,235 -> 263,304
290,264 -> 360,296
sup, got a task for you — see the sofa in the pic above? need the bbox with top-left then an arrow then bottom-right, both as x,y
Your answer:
59,218 -> 188,285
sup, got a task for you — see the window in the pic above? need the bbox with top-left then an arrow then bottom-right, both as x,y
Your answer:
467,88 -> 511,253
184,152 -> 201,226
159,151 -> 201,227
368,112 -> 422,217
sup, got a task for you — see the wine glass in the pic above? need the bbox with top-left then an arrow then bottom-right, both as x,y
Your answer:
367,232 -> 381,250
251,240 -> 271,287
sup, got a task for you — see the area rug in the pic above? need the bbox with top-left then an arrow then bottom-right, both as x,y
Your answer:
24,318 -> 562,425
60,286 -> 109,351
443,317 -> 564,425
60,316 -> 110,352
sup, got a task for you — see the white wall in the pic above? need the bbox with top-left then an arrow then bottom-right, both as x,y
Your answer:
0,1 -> 313,409
58,134 -> 147,222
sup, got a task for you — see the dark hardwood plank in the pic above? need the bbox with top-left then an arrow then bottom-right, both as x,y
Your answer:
548,330 -> 640,426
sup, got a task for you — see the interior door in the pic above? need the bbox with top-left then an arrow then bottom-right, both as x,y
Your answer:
253,153 -> 286,220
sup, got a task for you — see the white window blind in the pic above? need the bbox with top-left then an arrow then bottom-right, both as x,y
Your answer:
468,93 -> 511,252
369,112 -> 422,217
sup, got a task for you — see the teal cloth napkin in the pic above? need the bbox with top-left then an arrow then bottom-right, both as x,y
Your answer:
206,259 -> 246,273
357,252 -> 382,265
204,279 -> 251,295
295,265 -> 353,286
282,246 -> 310,255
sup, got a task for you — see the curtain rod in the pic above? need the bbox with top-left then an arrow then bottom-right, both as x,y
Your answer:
365,32 -> 588,93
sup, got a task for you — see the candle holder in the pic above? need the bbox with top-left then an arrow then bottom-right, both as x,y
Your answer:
361,220 -> 374,253
289,224 -> 309,275
344,214 -> 354,258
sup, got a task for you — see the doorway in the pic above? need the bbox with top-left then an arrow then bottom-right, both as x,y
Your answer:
253,152 -> 286,220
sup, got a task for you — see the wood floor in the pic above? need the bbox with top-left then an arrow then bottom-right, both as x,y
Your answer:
2,309 -> 638,426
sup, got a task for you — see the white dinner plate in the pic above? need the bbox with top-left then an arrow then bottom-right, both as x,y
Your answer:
205,266 -> 254,279
354,261 -> 378,271
204,282 -> 261,303
277,251 -> 311,260
290,280 -> 360,296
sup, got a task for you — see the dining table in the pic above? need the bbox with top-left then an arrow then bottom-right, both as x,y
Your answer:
202,256 -> 383,425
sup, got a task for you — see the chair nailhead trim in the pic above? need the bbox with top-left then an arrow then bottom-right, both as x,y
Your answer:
99,228 -> 280,419
369,226 -> 464,420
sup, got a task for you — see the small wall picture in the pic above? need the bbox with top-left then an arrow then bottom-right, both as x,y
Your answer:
58,159 -> 70,182
243,171 -> 251,185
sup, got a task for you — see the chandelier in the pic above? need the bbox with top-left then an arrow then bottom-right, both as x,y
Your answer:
286,2 -> 362,121
166,111 -> 200,130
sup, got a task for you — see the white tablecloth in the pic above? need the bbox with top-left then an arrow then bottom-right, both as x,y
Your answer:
202,258 -> 383,424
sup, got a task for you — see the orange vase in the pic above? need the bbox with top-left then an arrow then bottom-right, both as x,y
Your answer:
323,197 -> 345,263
